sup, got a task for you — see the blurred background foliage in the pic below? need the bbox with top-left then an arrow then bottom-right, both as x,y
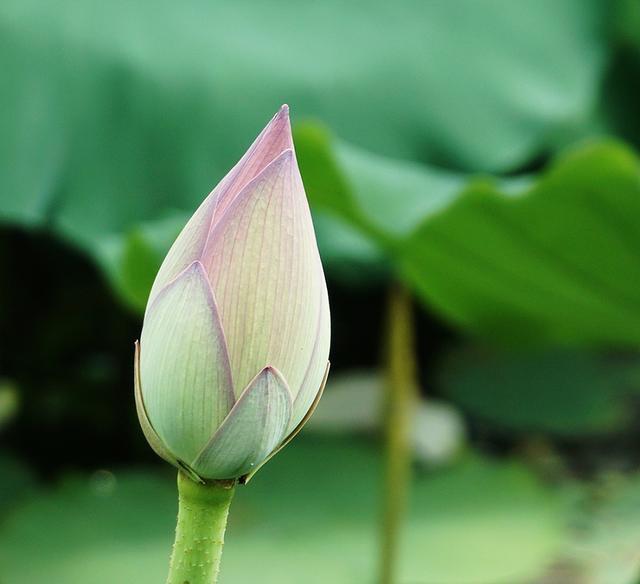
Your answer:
2,0 -> 640,582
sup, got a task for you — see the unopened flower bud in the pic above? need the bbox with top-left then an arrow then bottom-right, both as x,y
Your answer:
135,106 -> 330,481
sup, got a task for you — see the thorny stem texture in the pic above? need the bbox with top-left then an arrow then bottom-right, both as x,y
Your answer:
166,471 -> 235,584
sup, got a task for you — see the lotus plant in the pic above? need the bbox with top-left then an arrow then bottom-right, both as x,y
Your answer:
134,105 -> 330,584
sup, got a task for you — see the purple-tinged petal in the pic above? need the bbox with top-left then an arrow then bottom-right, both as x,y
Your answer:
192,366 -> 292,479
147,105 -> 293,306
201,149 -> 325,399
210,104 -> 293,224
140,261 -> 235,464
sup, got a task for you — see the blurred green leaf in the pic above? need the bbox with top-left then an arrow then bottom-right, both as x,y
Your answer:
441,348 -> 639,436
298,122 -> 640,346
296,122 -> 470,243
0,31 -> 66,227
0,470 -> 175,583
614,0 -> 640,51
313,212 -> 388,284
401,141 -> 640,345
0,0 -> 614,301
0,0 -> 617,308
95,214 -> 185,312
0,0 -> 610,223
0,438 -> 567,584
403,455 -> 566,584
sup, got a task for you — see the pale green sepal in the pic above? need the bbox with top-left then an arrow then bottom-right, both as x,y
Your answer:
133,340 -> 178,467
140,261 -> 235,465
192,366 -> 292,480
241,361 -> 329,484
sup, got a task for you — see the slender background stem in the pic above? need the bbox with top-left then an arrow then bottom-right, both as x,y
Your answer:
380,283 -> 419,584
166,471 -> 235,584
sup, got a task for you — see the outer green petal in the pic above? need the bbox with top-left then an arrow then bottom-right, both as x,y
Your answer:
133,340 -> 177,466
241,361 -> 330,484
192,366 -> 292,479
140,261 -> 235,464
202,149 -> 325,398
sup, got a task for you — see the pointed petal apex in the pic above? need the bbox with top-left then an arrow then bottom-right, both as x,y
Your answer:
209,108 -> 294,220
146,108 -> 295,302
192,366 -> 292,479
263,104 -> 292,150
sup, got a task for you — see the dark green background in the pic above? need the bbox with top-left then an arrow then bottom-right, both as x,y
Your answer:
2,0 -> 640,582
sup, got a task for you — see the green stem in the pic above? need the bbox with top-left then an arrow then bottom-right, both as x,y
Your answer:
380,283 -> 418,584
166,471 -> 236,584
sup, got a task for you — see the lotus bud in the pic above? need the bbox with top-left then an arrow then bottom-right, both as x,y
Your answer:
135,106 -> 330,482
